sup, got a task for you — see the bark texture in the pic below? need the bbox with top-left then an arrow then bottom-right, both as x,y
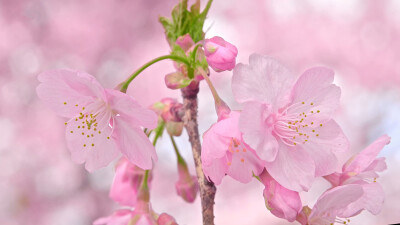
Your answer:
181,83 -> 216,225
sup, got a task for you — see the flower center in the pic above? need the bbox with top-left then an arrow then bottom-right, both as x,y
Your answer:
273,101 -> 323,147
226,138 -> 248,166
65,99 -> 112,148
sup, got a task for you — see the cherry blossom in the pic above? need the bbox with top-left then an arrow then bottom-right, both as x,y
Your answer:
324,135 -> 390,217
37,69 -> 158,171
201,111 -> 265,185
232,54 -> 348,191
296,184 -> 364,225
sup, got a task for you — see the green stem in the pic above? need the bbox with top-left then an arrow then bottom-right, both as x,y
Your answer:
200,71 -> 223,106
120,55 -> 190,93
139,131 -> 161,197
170,135 -> 186,165
142,170 -> 150,189
191,44 -> 202,63
201,0 -> 213,18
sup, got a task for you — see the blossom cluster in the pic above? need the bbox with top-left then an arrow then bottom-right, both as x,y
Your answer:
201,54 -> 390,224
35,0 -> 390,224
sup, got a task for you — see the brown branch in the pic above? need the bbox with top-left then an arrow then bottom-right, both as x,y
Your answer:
181,82 -> 216,225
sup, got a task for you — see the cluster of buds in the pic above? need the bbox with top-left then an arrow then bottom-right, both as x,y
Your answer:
165,34 -> 238,91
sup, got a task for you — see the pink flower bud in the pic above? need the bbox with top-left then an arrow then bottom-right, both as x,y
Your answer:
260,170 -> 302,222
176,34 -> 195,52
157,213 -> 178,225
203,36 -> 238,72
175,164 -> 198,203
109,158 -> 152,207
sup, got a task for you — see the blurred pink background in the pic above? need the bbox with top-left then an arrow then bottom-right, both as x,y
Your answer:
1,0 -> 399,224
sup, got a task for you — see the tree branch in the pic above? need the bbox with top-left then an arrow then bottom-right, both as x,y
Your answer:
181,83 -> 216,225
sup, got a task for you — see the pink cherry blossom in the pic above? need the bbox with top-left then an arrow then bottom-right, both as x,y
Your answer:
232,54 -> 348,191
203,36 -> 238,72
324,134 -> 390,217
296,184 -> 364,225
36,69 -> 158,171
259,170 -> 302,222
109,158 -> 152,207
201,111 -> 265,185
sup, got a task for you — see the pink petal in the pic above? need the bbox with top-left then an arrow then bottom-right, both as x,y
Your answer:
343,135 -> 390,174
106,89 -> 158,129
338,182 -> 384,217
260,171 -> 302,222
288,67 -> 341,124
113,116 -> 157,170
239,102 -> 278,162
323,172 -> 342,187
311,184 -> 364,220
227,148 -> 265,183
232,54 -> 295,108
211,111 -> 241,138
201,128 -> 230,164
302,120 -> 349,176
37,69 -> 106,118
202,156 -> 228,185
201,111 -> 242,164
65,110 -> 119,172
365,157 -> 387,172
265,142 -> 315,192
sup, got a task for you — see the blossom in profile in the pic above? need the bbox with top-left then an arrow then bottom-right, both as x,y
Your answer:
204,36 -> 238,72
232,54 -> 348,191
201,111 -> 265,185
324,134 -> 390,217
259,170 -> 302,222
109,158 -> 152,207
36,70 -> 158,171
296,184 -> 364,225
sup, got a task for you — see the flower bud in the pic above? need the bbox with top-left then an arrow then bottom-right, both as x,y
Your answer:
164,71 -> 192,89
109,158 -> 151,207
166,121 -> 184,136
203,36 -> 238,72
157,213 -> 178,225
175,164 -> 198,203
176,34 -> 194,52
260,170 -> 302,222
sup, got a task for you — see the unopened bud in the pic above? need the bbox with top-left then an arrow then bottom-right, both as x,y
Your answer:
157,213 -> 179,225
203,36 -> 238,72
